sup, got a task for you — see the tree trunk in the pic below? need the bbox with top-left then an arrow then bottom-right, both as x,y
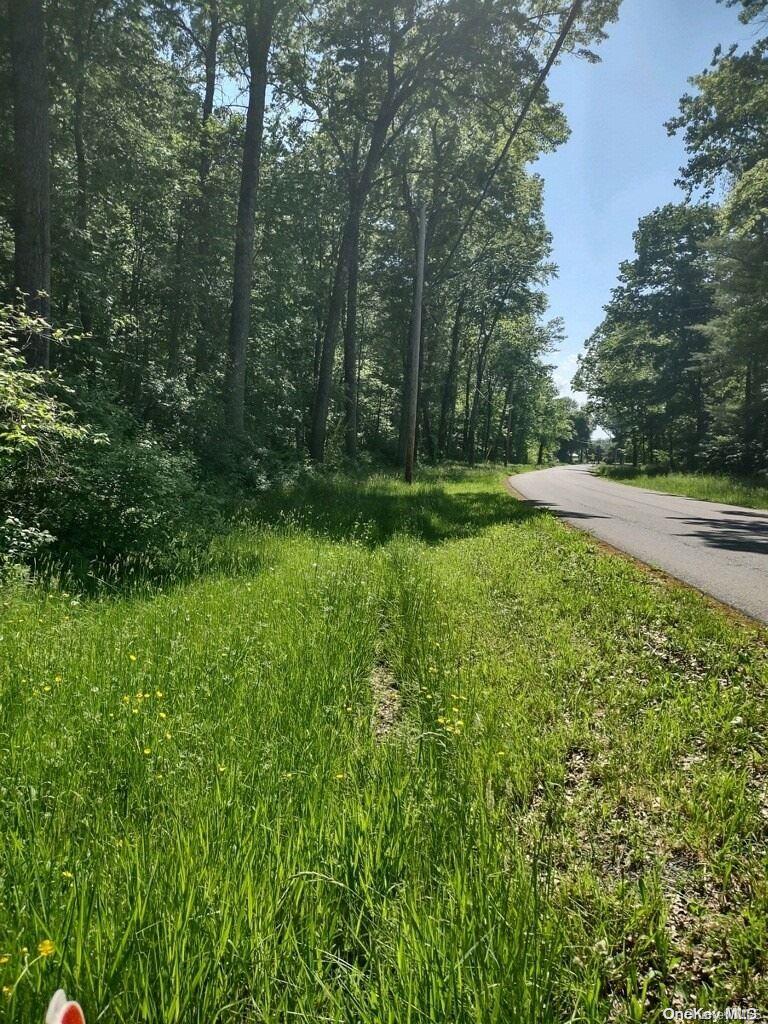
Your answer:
343,192 -> 361,460
167,211 -> 187,374
309,214 -> 353,460
72,8 -> 94,334
462,351 -> 473,457
225,0 -> 274,438
466,324 -> 489,466
9,0 -> 51,367
194,2 -> 221,376
438,290 -> 465,457
481,379 -> 494,459
403,200 -> 426,484
492,381 -> 511,462
309,85 -> 399,462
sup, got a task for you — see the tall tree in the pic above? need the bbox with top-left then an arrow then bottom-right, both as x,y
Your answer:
8,0 -> 51,367
225,0 -> 276,438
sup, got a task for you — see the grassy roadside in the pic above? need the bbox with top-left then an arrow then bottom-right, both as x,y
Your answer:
0,468 -> 766,1022
596,466 -> 768,511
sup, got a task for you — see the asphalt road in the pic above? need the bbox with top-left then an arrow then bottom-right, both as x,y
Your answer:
510,464 -> 768,624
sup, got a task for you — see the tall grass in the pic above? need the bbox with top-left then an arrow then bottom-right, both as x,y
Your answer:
1,469 -> 766,1021
597,466 -> 768,510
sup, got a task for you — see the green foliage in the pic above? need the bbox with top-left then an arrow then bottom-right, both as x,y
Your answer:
0,306 -> 85,568
0,302 -> 204,574
42,431 -> 201,570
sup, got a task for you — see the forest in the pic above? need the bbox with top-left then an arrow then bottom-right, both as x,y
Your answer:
1,0 -> 616,573
576,0 -> 768,473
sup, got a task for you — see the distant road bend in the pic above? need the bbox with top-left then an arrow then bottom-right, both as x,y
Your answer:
510,464 -> 768,624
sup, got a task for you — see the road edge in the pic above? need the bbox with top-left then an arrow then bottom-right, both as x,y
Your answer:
505,473 -> 767,636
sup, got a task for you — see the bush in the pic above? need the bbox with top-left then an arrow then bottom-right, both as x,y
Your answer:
40,431 -> 201,569
0,303 -> 205,577
0,305 -> 85,572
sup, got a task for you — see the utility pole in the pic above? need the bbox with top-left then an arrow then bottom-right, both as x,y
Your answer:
404,198 -> 427,484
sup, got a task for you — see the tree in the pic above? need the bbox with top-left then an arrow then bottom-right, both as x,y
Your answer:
225,0 -> 276,439
8,0 -> 51,367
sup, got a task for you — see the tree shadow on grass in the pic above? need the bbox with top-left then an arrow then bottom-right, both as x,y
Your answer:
45,471 -> 547,597
244,473 -> 547,548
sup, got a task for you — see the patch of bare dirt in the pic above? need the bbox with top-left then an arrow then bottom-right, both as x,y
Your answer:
370,662 -> 401,740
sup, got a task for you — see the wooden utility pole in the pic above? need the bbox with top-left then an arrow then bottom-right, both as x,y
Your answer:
403,199 -> 427,484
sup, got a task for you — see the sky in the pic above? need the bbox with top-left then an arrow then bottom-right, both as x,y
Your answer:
538,0 -> 759,404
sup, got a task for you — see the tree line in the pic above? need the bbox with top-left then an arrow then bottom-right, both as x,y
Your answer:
576,0 -> 768,474
1,0 -> 619,567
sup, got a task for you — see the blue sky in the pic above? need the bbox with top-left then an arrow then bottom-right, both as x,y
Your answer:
538,0 -> 759,403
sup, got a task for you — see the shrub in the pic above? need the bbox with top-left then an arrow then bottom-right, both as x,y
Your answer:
0,305 -> 85,572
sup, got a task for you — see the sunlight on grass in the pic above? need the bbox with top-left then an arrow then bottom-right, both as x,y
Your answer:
597,466 -> 768,511
0,468 -> 766,1021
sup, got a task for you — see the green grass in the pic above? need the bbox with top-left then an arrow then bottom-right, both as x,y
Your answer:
596,465 -> 768,511
1,468 -> 766,1021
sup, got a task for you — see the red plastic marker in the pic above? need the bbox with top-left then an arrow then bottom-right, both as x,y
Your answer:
46,990 -> 86,1024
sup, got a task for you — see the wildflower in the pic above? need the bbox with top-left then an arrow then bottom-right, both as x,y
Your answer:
0,955 -> 9,965
456,720 -> 464,727
143,748 -> 151,756
61,871 -> 73,880
43,686 -> 51,692
20,948 -> 28,956
164,731 -> 172,740
54,675 -> 62,683
37,939 -> 55,957
159,711 -> 167,719
129,654 -> 137,662
155,690 -> 163,698
122,695 -> 130,703
334,772 -> 346,780
2,986 -> 11,998
217,764 -> 227,773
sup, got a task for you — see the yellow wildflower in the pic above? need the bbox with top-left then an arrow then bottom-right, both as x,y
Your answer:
37,939 -> 55,957
0,955 -> 9,965
155,690 -> 163,698
334,772 -> 346,780
159,711 -> 167,719
143,748 -> 151,756
61,870 -> 73,879
2,986 -> 11,998
129,654 -> 137,662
